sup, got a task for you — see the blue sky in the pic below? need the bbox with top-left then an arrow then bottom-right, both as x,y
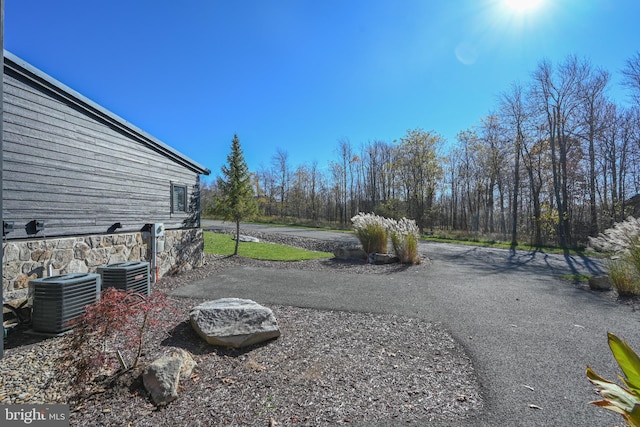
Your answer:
5,1 -> 639,183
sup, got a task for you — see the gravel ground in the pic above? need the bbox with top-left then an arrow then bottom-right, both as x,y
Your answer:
1,231 -> 483,426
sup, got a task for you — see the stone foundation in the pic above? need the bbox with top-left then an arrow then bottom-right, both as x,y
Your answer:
2,228 -> 205,302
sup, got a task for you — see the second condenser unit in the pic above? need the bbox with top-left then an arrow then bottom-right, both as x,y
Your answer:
97,261 -> 151,295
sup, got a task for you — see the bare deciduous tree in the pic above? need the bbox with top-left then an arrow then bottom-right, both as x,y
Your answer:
622,51 -> 640,105
500,82 -> 528,246
531,56 -> 587,248
576,61 -> 610,236
272,148 -> 290,218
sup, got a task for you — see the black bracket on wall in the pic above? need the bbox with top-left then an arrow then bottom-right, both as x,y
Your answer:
107,222 -> 122,233
3,221 -> 14,236
26,219 -> 45,235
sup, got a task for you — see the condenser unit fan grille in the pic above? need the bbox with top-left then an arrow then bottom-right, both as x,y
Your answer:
98,261 -> 150,296
30,273 -> 101,334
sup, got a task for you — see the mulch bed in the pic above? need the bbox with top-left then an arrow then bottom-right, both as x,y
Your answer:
1,254 -> 483,426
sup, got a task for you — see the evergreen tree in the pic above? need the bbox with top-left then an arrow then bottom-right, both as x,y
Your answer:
215,134 -> 257,255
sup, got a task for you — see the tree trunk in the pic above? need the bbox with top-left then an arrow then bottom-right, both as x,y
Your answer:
511,139 -> 521,246
234,219 -> 240,255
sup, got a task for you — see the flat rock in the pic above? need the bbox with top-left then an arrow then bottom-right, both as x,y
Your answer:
333,246 -> 367,260
190,298 -> 280,348
233,235 -> 260,242
371,253 -> 400,264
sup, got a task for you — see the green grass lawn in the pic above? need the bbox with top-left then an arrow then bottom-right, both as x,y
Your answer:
204,231 -> 334,261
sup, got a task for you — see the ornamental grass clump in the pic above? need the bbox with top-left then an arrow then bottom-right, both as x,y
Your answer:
589,216 -> 640,254
589,216 -> 640,296
389,217 -> 420,264
608,258 -> 640,297
351,212 -> 390,254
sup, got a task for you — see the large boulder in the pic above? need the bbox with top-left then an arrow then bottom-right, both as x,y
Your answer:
143,348 -> 196,406
190,298 -> 281,348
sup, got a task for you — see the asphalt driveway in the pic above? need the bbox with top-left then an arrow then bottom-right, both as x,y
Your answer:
183,221 -> 640,426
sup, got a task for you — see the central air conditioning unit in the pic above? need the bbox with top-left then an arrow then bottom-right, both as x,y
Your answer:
98,261 -> 150,296
29,273 -> 101,334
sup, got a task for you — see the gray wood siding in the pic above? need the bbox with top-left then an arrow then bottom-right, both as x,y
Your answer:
2,68 -> 203,239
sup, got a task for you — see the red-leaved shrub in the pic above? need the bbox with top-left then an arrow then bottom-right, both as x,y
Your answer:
57,288 -> 174,390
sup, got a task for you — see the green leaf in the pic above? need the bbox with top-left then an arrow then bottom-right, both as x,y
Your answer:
587,366 -> 640,414
625,404 -> 640,427
608,333 -> 640,396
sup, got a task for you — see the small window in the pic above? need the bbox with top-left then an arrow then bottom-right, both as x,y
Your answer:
171,184 -> 187,213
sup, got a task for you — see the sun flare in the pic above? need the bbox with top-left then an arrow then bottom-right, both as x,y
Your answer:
503,0 -> 543,13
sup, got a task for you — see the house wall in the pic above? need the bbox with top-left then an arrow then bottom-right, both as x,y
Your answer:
1,53 -> 210,304
2,59 -> 203,239
2,228 -> 204,302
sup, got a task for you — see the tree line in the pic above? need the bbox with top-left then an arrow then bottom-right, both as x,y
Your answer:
204,52 -> 640,249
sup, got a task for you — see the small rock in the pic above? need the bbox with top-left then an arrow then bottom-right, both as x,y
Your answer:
372,253 -> 400,265
143,348 -> 197,406
17,392 -> 31,401
589,275 -> 612,291
143,357 -> 182,405
170,348 -> 197,380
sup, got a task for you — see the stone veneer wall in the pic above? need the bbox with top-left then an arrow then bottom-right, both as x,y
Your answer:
2,228 -> 204,302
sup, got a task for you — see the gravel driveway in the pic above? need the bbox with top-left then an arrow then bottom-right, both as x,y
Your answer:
191,221 -> 640,426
